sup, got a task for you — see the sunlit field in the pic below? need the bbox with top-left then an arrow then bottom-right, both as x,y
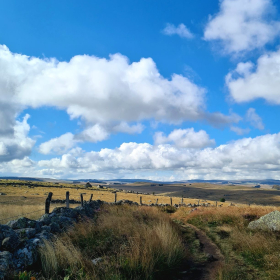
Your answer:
0,179 -> 237,223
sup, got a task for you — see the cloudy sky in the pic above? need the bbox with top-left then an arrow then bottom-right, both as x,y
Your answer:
1,0 -> 280,180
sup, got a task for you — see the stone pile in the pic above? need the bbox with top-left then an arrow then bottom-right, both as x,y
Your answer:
51,199 -> 81,204
0,200 -> 103,279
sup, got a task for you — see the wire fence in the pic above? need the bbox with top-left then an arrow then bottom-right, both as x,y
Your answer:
0,191 -> 191,224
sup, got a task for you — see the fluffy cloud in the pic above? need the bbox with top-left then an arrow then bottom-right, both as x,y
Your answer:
38,133 -> 77,155
0,45 -> 205,124
0,114 -> 35,162
226,49 -> 280,103
76,124 -> 109,143
0,44 -> 241,159
0,44 -> 208,150
154,128 -> 215,148
39,122 -> 145,155
246,108 -> 264,130
162,23 -> 194,38
204,0 -> 280,54
34,132 -> 280,180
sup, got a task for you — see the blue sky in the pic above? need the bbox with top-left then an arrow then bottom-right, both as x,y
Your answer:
1,0 -> 280,180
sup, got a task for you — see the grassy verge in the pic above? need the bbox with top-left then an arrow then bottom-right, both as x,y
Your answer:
172,206 -> 280,280
38,205 -> 186,280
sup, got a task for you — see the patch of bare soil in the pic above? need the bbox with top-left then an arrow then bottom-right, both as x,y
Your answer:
178,224 -> 224,280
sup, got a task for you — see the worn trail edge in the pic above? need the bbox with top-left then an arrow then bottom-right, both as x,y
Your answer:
181,223 -> 225,280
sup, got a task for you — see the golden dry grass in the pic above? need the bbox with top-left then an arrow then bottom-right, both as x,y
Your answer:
39,205 -> 186,280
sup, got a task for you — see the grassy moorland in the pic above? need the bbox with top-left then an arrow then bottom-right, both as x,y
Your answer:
3,180 -> 280,279
172,205 -> 280,280
0,179 -> 235,224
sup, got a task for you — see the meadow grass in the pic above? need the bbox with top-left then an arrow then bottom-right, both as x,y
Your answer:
38,205 -> 186,280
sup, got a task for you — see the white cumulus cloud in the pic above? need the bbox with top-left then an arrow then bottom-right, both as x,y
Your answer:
35,132 -> 280,180
0,114 -> 35,162
154,128 -> 215,148
226,49 -> 280,104
204,0 -> 280,54
38,133 -> 77,155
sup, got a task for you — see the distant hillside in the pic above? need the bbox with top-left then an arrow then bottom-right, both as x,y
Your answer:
1,177 -> 280,185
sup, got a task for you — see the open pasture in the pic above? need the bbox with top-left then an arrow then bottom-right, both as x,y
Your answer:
118,182 -> 280,206
0,180 -> 238,223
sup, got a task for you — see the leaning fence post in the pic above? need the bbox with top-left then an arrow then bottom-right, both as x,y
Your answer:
45,192 -> 53,214
89,194 -> 93,202
80,193 -> 84,207
140,196 -> 142,205
170,197 -> 172,206
114,192 -> 117,203
66,191 -> 69,208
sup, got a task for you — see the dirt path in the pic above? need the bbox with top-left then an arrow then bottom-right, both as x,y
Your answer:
178,224 -> 225,280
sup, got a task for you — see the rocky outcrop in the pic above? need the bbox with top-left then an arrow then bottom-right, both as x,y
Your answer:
248,211 -> 280,231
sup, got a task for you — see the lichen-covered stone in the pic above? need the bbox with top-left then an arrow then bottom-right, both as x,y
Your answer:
248,211 -> 280,231
7,217 -> 37,230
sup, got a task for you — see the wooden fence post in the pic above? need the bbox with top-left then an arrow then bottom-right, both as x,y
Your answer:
89,194 -> 93,202
156,198 -> 158,205
45,192 -> 53,214
181,195 -> 184,204
198,200 -> 200,206
80,194 -> 84,207
66,191 -> 69,208
170,197 -> 172,206
216,201 -> 217,207
115,192 -> 117,203
140,196 -> 142,205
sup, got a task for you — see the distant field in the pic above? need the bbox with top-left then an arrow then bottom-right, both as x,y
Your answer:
0,179 -> 237,223
117,182 -> 280,206
1,179 -> 280,224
